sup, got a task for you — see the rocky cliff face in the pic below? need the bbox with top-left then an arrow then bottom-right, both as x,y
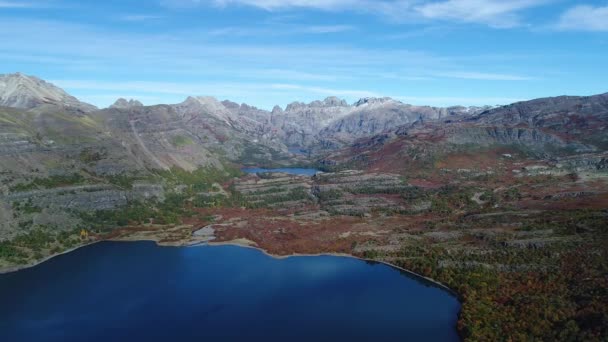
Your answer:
468,93 -> 608,148
271,97 -> 352,146
445,126 -> 594,154
0,73 -> 97,112
318,98 -> 488,146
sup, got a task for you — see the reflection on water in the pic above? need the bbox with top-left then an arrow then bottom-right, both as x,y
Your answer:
0,242 -> 460,342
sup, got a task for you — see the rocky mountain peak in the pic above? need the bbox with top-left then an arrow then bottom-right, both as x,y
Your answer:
0,72 -> 97,112
110,98 -> 143,109
322,96 -> 348,107
174,96 -> 235,125
220,100 -> 240,110
285,97 -> 349,112
271,105 -> 284,114
285,101 -> 305,112
353,97 -> 395,107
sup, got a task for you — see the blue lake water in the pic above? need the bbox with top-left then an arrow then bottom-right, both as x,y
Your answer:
0,242 -> 461,342
243,167 -> 320,176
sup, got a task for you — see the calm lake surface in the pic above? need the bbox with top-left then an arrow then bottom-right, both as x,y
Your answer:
0,242 -> 460,342
242,167 -> 319,176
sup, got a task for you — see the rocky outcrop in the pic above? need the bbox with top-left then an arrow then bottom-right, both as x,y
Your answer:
233,173 -> 314,210
553,152 -> 608,171
312,170 -> 408,216
0,183 -> 165,212
0,182 -> 167,240
446,126 -> 592,153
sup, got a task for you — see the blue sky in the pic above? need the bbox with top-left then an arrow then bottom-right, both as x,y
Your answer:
0,0 -> 607,109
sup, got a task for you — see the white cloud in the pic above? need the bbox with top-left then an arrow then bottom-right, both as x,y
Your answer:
557,4 -> 608,32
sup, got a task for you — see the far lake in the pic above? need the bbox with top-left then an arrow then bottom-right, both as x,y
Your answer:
243,167 -> 320,176
0,242 -> 461,341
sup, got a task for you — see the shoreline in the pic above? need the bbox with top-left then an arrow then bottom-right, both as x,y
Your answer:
0,241 -> 101,275
0,236 -> 459,298
203,240 -> 460,298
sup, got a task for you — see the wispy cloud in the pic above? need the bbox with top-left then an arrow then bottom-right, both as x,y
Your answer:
435,71 -> 536,81
271,83 -> 379,98
207,24 -> 354,37
414,0 -> 548,28
557,4 -> 608,32
0,1 -> 46,8
50,79 -> 379,107
394,95 -> 525,106
119,14 -> 164,22
50,80 -> 377,98
210,0 -> 364,11
0,17 -> 546,108
175,0 -> 548,28
304,25 -> 354,33
243,69 -> 341,82
51,78 -> 525,107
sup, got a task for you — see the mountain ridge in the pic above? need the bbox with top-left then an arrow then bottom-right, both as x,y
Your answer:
2,72 -> 607,152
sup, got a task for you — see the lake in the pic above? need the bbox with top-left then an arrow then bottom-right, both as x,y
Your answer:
242,167 -> 320,176
0,242 -> 461,342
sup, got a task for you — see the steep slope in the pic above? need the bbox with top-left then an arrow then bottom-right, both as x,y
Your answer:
172,97 -> 287,153
468,92 -> 608,148
321,93 -> 608,173
97,102 -> 291,171
318,98 -> 488,146
257,96 -> 487,149
0,73 -> 97,112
